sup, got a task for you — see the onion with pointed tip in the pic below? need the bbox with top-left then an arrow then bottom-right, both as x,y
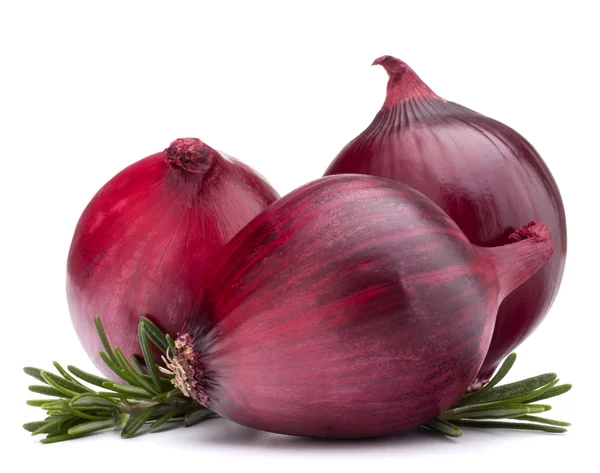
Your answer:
325,56 -> 567,389
169,175 -> 554,439
66,138 -> 279,378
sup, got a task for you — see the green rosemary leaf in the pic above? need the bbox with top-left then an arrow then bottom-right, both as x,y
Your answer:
139,317 -> 169,353
68,418 -> 116,435
456,353 -> 517,406
115,413 -> 130,427
130,371 -> 173,387
45,415 -> 69,422
423,419 -> 462,437
71,394 -> 119,409
41,400 -> 67,410
451,419 -> 567,434
94,316 -> 117,364
23,421 -> 48,433
40,371 -> 80,397
168,389 -> 184,399
62,400 -> 106,421
468,373 -> 557,405
26,399 -> 55,407
478,378 -> 561,407
518,415 -> 571,427
113,347 -> 159,395
151,392 -> 169,402
524,384 -> 572,404
130,355 -> 147,375
504,378 -> 560,405
112,347 -> 136,373
149,408 -> 185,430
152,388 -> 181,401
68,405 -> 114,414
99,351 -> 136,384
144,374 -> 173,387
102,381 -> 154,398
44,423 -> 80,439
40,433 -> 87,444
52,361 -> 93,392
165,335 -> 176,352
31,417 -> 68,436
138,324 -> 163,392
29,385 -> 70,398
152,386 -> 180,402
441,402 -> 551,420
458,406 -> 548,419
184,408 -> 218,427
67,365 -> 112,388
41,370 -> 90,395
121,404 -> 161,439
95,391 -> 139,401
45,410 -> 72,416
24,367 -> 48,384
484,352 -> 517,388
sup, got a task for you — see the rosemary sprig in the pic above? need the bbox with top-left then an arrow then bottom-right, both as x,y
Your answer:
23,316 -> 217,443
424,353 -> 572,437
24,317 -> 571,443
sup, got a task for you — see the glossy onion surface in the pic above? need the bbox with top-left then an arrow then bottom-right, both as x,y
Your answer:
182,175 -> 553,438
325,56 -> 567,388
67,138 -> 279,378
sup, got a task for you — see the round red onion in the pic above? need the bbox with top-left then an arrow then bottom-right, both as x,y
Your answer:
171,175 -> 554,439
324,56 -> 567,389
66,138 -> 279,378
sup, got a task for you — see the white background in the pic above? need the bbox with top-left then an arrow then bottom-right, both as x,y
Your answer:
1,0 -> 598,471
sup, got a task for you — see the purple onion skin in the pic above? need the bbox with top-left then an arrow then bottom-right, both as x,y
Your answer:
184,175 -> 554,439
324,56 -> 567,389
66,138 -> 278,379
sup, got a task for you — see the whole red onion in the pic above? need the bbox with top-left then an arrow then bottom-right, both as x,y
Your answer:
324,56 -> 567,389
168,175 -> 554,439
66,138 -> 279,378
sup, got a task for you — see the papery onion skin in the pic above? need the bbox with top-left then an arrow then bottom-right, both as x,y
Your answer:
324,56 -> 567,389
180,175 -> 554,439
66,138 -> 279,378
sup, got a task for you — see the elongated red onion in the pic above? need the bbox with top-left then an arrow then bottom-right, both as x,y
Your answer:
168,175 -> 553,439
66,138 -> 278,378
324,56 -> 567,389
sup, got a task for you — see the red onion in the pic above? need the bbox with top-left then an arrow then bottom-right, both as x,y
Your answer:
66,138 -> 279,378
324,56 -> 567,389
169,175 -> 554,439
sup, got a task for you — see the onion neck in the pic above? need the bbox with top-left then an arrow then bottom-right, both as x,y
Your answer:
373,55 -> 442,108
164,138 -> 222,174
482,221 -> 555,301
